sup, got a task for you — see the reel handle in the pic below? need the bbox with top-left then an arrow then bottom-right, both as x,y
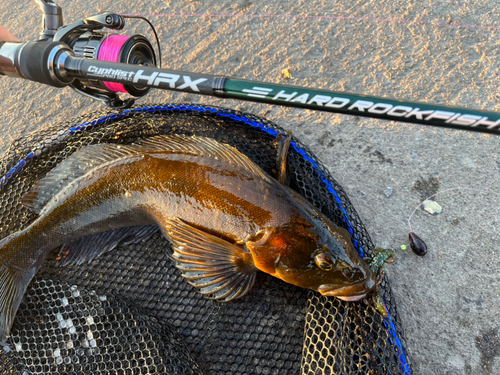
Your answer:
35,0 -> 63,40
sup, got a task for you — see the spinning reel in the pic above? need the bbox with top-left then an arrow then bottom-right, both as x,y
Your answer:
36,0 -> 160,108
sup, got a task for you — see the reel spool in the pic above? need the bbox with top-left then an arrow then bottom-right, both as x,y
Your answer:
70,33 -> 156,97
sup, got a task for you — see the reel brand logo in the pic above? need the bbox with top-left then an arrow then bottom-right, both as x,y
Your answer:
245,86 -> 500,128
88,66 -> 134,81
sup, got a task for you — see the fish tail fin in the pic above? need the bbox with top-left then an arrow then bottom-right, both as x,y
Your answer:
0,259 -> 35,343
0,232 -> 40,343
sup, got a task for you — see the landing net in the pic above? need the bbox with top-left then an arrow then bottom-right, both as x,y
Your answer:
0,104 -> 411,375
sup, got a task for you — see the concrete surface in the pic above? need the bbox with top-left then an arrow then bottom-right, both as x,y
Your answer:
1,1 -> 500,374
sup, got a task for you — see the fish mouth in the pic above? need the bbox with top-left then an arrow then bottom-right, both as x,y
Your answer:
317,275 -> 377,301
336,294 -> 367,302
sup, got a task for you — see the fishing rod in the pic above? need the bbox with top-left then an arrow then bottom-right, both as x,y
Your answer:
1,0 -> 500,135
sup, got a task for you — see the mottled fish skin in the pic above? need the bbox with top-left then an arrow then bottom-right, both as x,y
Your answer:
0,135 -> 376,341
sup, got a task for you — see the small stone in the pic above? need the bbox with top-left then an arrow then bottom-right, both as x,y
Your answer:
423,200 -> 442,214
384,187 -> 392,197
460,156 -> 475,168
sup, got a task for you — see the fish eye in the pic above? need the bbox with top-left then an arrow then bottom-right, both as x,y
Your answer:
315,253 -> 335,271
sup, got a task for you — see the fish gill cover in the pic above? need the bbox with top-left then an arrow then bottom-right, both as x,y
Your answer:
0,104 -> 410,374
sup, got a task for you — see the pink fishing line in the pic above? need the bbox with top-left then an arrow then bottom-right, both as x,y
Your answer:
98,35 -> 130,93
120,13 -> 500,32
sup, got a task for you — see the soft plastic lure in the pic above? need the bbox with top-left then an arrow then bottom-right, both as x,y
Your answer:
366,248 -> 396,317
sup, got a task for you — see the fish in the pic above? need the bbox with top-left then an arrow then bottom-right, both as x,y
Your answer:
0,134 -> 377,341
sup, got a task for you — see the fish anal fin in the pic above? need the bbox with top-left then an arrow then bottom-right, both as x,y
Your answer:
164,218 -> 257,302
0,263 -> 36,343
57,225 -> 159,266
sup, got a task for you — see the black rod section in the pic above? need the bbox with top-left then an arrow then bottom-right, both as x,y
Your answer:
63,55 -> 500,135
65,56 -> 223,96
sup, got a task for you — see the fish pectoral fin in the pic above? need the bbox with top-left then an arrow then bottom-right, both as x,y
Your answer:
57,225 -> 159,266
0,263 -> 36,342
164,218 -> 257,302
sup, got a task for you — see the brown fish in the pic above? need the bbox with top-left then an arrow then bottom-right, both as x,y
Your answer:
0,135 -> 376,341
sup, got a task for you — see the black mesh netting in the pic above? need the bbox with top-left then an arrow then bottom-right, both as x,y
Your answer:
0,104 -> 411,375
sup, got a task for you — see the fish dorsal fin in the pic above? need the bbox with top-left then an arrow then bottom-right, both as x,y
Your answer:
164,218 -> 257,302
22,135 -> 269,214
21,143 -> 147,214
134,135 -> 270,180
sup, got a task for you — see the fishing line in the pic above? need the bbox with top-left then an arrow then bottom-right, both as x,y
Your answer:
408,187 -> 500,232
120,13 -> 500,32
98,35 -> 130,93
121,15 -> 162,69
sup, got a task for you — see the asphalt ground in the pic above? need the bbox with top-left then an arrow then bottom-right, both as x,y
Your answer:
1,1 -> 500,374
